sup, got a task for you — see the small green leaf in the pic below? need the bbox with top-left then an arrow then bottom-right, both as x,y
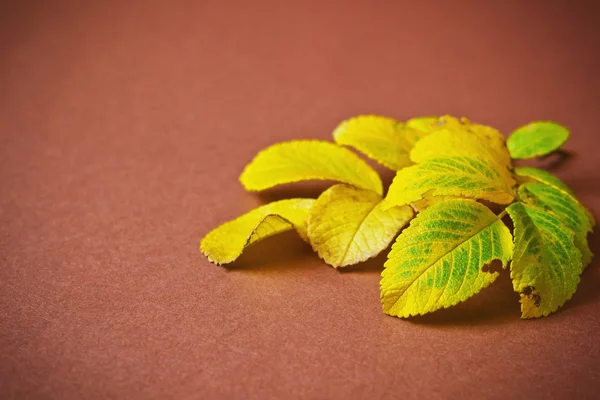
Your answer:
506,202 -> 582,318
507,121 -> 570,159
381,199 -> 513,317
518,183 -> 593,267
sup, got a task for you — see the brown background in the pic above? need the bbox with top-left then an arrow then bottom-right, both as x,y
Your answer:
2,1 -> 600,399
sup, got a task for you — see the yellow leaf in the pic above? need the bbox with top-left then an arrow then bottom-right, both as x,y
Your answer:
240,140 -> 383,194
461,119 -> 511,167
381,199 -> 513,317
200,199 -> 315,265
307,184 -> 413,267
410,125 -> 512,172
405,116 -> 441,133
405,115 -> 463,133
333,115 -> 429,170
405,115 -> 512,168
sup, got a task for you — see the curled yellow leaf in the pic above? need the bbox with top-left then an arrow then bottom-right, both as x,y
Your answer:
307,184 -> 413,267
240,140 -> 383,194
201,199 -> 315,265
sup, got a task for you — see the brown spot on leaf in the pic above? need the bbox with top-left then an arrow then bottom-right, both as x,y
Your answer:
520,286 -> 541,308
522,286 -> 534,296
533,293 -> 541,307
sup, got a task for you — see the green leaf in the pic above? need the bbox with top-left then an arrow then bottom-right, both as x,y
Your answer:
201,199 -> 315,265
506,202 -> 582,318
518,183 -> 593,267
381,199 -> 513,317
240,140 -> 383,194
507,121 -> 570,159
332,115 -> 428,170
307,184 -> 413,267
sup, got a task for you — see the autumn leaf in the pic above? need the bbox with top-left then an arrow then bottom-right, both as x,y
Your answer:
518,182 -> 593,267
405,115 -> 464,133
506,202 -> 582,318
201,199 -> 315,265
381,199 -> 513,317
385,123 -> 515,208
515,166 -> 595,228
384,154 -> 514,208
307,184 -> 413,267
240,140 -> 383,194
507,121 -> 570,159
409,122 -> 512,172
514,166 -> 575,196
332,115 -> 428,170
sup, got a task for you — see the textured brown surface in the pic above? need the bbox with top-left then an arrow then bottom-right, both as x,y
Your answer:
2,1 -> 600,399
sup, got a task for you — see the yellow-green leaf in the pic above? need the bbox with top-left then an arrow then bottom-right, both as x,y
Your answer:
200,199 -> 315,265
514,167 -> 574,196
506,202 -> 582,318
239,140 -> 383,194
515,167 -> 595,228
307,184 -> 413,267
381,199 -> 513,317
385,155 -> 515,208
507,121 -> 570,159
332,115 -> 428,170
518,183 -> 593,267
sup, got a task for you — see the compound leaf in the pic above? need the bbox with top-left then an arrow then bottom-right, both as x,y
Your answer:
507,121 -> 570,159
240,140 -> 383,194
506,202 -> 582,318
332,115 -> 428,170
308,184 -> 413,267
381,199 -> 513,317
201,199 -> 315,265
518,183 -> 593,267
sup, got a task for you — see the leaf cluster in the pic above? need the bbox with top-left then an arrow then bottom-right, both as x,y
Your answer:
201,115 -> 594,319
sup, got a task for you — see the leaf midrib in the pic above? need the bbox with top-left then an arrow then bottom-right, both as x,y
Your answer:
390,211 -> 503,304
338,200 -> 382,266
